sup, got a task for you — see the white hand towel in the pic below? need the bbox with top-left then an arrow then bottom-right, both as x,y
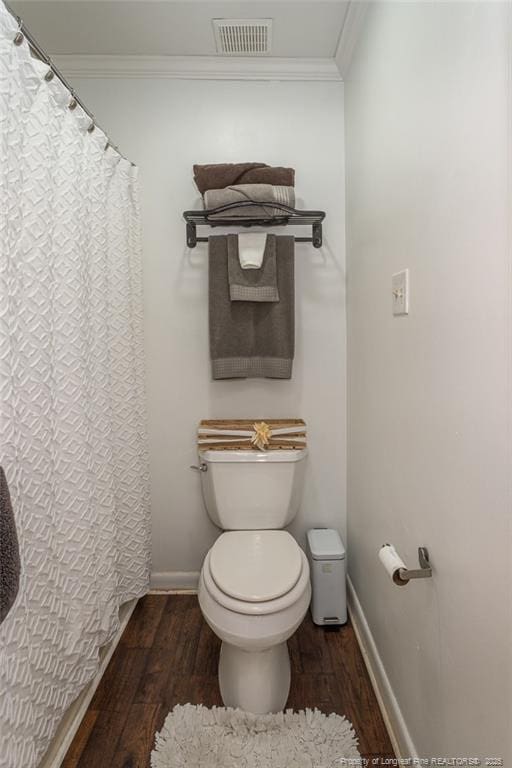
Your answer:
238,233 -> 267,269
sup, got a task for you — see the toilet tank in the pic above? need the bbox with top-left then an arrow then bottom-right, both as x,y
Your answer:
198,449 -> 307,530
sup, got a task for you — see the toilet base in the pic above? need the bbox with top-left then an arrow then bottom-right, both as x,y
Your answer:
218,640 -> 291,714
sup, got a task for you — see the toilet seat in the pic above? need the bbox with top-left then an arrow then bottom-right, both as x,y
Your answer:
202,532 -> 310,616
210,530 -> 302,602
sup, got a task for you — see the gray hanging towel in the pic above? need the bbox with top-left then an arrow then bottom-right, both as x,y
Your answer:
0,466 -> 21,625
227,234 -> 279,302
209,235 -> 295,379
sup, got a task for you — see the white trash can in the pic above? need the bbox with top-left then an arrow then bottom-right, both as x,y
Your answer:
306,528 -> 347,626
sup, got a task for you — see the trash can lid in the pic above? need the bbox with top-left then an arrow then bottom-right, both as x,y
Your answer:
307,528 -> 346,560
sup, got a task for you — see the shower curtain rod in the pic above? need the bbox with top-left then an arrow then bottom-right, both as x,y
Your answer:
3,0 -> 134,166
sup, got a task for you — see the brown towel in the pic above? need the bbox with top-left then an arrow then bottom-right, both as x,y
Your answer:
209,235 -> 295,379
0,466 -> 20,625
194,163 -> 295,195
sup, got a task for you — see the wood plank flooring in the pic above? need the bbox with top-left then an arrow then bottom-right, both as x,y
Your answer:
62,594 -> 394,767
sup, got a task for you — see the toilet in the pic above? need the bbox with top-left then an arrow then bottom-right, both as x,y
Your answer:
197,448 -> 311,714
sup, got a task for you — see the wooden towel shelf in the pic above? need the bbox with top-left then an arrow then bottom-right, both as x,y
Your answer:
197,419 -> 307,452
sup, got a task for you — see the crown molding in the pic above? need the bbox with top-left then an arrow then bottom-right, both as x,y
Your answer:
335,1 -> 368,80
52,54 -> 342,82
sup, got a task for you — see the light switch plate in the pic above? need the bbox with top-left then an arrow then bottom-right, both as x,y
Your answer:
392,269 -> 409,315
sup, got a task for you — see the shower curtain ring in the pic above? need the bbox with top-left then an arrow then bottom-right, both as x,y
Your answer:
13,19 -> 24,46
68,96 -> 77,110
44,69 -> 55,82
87,121 -> 95,133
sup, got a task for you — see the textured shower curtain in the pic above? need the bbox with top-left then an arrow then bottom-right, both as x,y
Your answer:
0,4 -> 150,767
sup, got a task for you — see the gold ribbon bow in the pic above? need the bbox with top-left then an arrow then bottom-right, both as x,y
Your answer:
251,422 -> 272,451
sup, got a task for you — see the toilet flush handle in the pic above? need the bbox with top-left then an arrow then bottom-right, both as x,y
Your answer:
190,462 -> 208,473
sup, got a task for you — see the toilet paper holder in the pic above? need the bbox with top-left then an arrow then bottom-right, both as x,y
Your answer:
392,546 -> 432,585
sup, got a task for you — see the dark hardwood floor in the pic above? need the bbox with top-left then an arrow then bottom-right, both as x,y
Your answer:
62,594 -> 394,767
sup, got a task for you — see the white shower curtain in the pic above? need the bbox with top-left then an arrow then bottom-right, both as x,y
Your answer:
0,4 -> 150,767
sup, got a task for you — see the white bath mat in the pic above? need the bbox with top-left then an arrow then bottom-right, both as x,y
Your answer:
151,703 -> 360,768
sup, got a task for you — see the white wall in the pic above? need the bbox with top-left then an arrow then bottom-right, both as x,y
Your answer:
345,2 -> 511,762
72,77 -> 346,584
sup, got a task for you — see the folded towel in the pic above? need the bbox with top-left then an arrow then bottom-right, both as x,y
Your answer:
228,234 -> 279,302
194,163 -> 295,195
209,235 -> 294,379
0,467 -> 20,625
204,184 -> 295,219
237,233 -> 267,270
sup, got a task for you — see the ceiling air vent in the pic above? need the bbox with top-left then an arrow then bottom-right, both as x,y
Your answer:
212,19 -> 272,56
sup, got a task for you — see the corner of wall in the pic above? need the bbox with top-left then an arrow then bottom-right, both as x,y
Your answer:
334,1 -> 369,80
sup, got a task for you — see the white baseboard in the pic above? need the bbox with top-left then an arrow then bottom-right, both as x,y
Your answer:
347,576 -> 418,760
38,598 -> 138,768
150,570 -> 200,591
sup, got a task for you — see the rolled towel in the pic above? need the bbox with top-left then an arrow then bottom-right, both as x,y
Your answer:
194,163 -> 295,195
238,233 -> 267,269
0,467 -> 20,625
204,184 -> 295,219
228,234 -> 279,302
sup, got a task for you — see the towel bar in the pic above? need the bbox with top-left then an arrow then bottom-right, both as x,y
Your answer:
183,200 -> 325,249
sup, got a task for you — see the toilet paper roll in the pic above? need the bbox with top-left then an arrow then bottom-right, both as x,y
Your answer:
379,544 -> 408,586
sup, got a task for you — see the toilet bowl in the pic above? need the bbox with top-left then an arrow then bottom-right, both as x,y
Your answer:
195,445 -> 310,714
198,530 -> 311,714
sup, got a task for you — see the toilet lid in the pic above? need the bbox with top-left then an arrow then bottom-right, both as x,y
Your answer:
209,531 -> 303,602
